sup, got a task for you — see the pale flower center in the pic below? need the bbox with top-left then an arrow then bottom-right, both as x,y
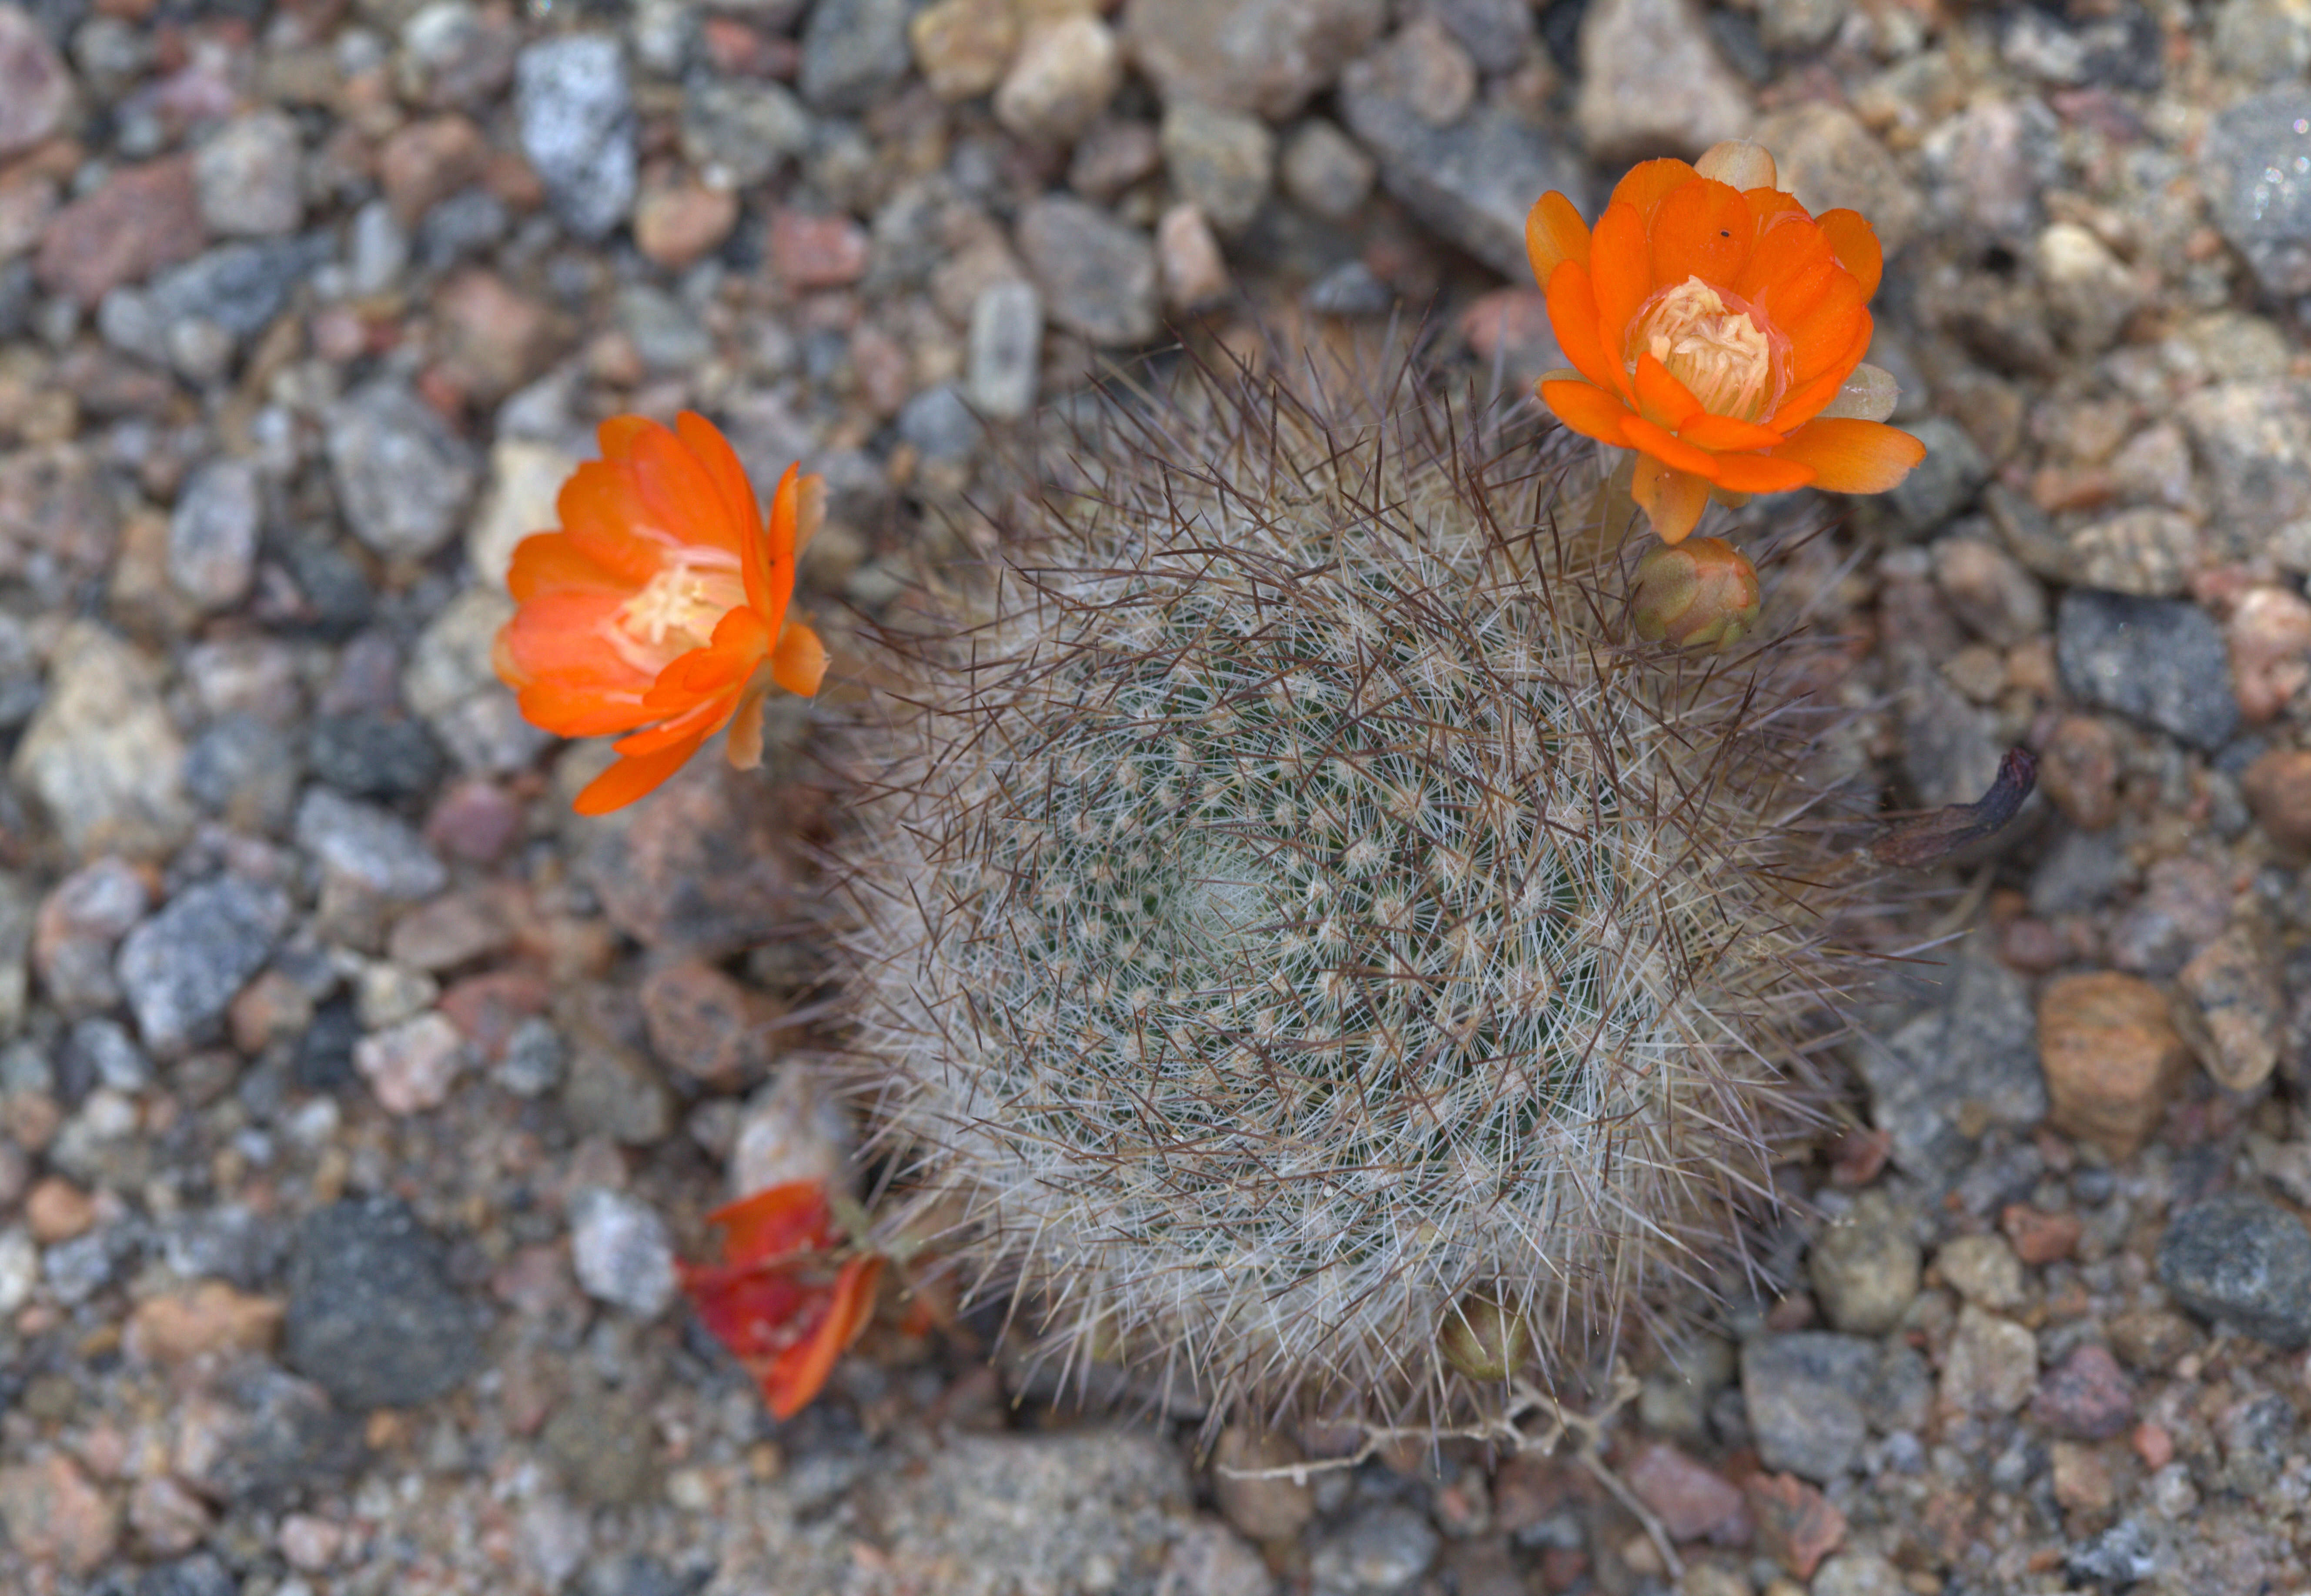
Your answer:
1630,276 -> 1779,423
608,551 -> 747,675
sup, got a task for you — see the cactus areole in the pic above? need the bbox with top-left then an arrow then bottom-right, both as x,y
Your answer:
830,351 -> 1870,1437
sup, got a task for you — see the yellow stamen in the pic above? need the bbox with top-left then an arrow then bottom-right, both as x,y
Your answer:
607,553 -> 746,674
1631,276 -> 1780,423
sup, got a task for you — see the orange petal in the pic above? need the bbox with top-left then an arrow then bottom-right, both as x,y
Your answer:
794,474 -> 826,558
596,414 -> 660,464
1538,378 -> 1635,446
752,463 -> 805,624
1679,412 -> 1785,452
1767,314 -> 1873,434
1710,452 -> 1816,494
558,463 -> 683,582
517,678 -> 653,738
771,619 -> 829,697
677,411 -> 765,544
1815,208 -> 1883,301
1589,201 -> 1654,352
726,677 -> 771,771
763,1255 -> 884,1420
1770,418 -> 1926,494
1621,414 -> 1723,481
1609,159 -> 1699,221
507,531 -> 625,602
1648,178 -> 1753,291
1736,214 -> 1836,323
1632,351 -> 1701,431
627,422 -> 748,557
572,730 -> 712,815
1785,280 -> 1866,385
1526,190 -> 1592,288
1632,455 -> 1711,545
1545,261 -> 1621,397
613,691 -> 736,758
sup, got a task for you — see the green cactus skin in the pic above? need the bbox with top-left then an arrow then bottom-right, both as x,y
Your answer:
827,351 -> 1873,1436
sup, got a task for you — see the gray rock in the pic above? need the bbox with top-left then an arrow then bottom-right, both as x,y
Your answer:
167,458 -> 261,611
569,1187 -> 679,1318
284,1198 -> 488,1409
1161,100 -> 1275,237
617,283 -> 711,371
1863,415 -> 1987,539
2001,0 -> 2161,90
541,1388 -> 660,1505
1429,0 -> 1536,70
1017,196 -> 1159,346
131,1554 -> 237,1596
799,0 -> 913,114
560,1042 -> 674,1146
193,110 -> 304,238
325,381 -> 481,560
1751,103 -> 1922,257
2159,1193 -> 2311,1347
11,621 -> 191,860
2205,88 -> 2311,297
1304,260 -> 1393,316
180,1362 -> 365,1509
1808,1189 -> 1921,1336
2056,589 -> 2242,751
2067,1520 -> 2159,1586
515,33 -> 636,239
306,713 -> 444,802
2181,380 -> 2311,556
1280,117 -> 1376,222
1574,0 -> 1751,167
2028,826 -> 2130,918
1309,1503 -> 1439,1595
114,878 -> 290,1055
1759,0 -> 1848,51
67,1015 -> 149,1092
131,237 -> 333,346
1123,0 -> 1388,120
897,383 -> 982,461
294,788 -> 449,901
967,278 -> 1043,422
1338,49 -> 1586,279
1857,936 -> 2045,1182
679,78 -> 811,190
2213,0 -> 2311,83
1740,1332 -> 1877,1481
184,714 -> 302,830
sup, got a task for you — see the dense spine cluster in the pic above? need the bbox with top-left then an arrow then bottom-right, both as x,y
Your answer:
827,350 -> 1873,1435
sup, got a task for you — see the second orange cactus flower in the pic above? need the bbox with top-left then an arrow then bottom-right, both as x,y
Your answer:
494,413 -> 829,815
1528,140 -> 1925,545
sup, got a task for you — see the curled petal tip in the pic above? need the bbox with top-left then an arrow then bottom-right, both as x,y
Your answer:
1694,139 -> 1777,191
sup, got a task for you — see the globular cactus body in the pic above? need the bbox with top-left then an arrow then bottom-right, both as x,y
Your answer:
830,350 -> 1871,1435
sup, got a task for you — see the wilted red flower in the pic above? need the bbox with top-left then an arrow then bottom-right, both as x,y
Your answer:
682,1179 -> 884,1421
1528,140 -> 1924,545
494,413 -> 829,815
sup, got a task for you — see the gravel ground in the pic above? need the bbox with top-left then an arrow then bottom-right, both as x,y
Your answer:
5,0 -> 2311,1593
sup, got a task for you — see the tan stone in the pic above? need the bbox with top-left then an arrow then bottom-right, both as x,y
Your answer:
25,1174 -> 95,1242
1211,1425 -> 1313,1542
126,1281 -> 285,1366
2176,918 -> 2284,1093
2244,745 -> 2311,851
0,1453 -> 120,1575
634,180 -> 739,270
910,0 -> 1020,100
2037,971 -> 2191,1159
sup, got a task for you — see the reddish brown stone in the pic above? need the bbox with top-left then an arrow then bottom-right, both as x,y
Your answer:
425,778 -> 524,863
768,207 -> 871,290
1622,1442 -> 1750,1545
437,968 -> 549,1061
2244,746 -> 2311,853
634,180 -> 739,269
577,761 -> 810,956
378,114 -> 489,224
1458,287 -> 1554,364
1744,1471 -> 1845,1580
433,267 -> 560,403
1491,1453 -> 1594,1534
1826,1127 -> 1892,1188
2038,715 -> 2120,831
34,156 -> 204,307
0,169 -> 56,260
638,959 -> 773,1085
2037,971 -> 2192,1159
2000,1202 -> 2083,1266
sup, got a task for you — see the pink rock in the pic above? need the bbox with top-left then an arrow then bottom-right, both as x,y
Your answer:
33,856 -> 150,1015
36,156 -> 206,307
2230,584 -> 2311,723
1156,202 -> 1228,311
768,207 -> 870,290
2031,1343 -> 2135,1440
354,1012 -> 468,1114
0,4 -> 72,160
0,1452 -> 120,1575
1622,1442 -> 1750,1545
0,170 -> 57,262
425,778 -> 524,863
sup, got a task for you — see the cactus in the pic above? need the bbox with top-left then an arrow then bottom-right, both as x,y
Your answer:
825,348 -> 1874,1436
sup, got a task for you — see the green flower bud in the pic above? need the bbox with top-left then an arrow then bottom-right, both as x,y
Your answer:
1631,537 -> 1762,651
1438,1290 -> 1531,1381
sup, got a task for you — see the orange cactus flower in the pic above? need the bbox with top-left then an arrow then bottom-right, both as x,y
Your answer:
1528,140 -> 1925,545
681,1179 -> 886,1421
494,413 -> 829,815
